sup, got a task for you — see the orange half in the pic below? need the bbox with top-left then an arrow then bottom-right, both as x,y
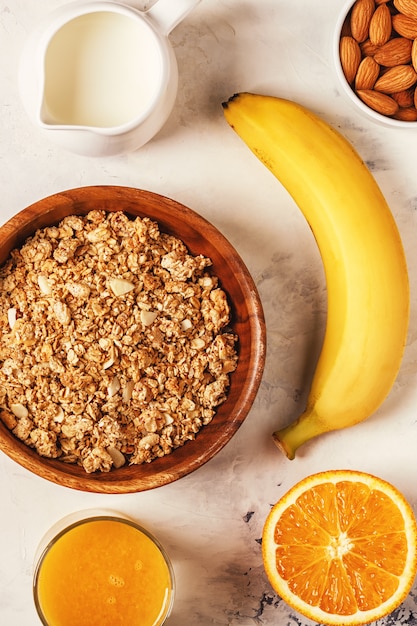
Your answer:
262,470 -> 417,625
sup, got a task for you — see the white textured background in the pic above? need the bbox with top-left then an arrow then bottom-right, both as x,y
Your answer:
1,0 -> 417,624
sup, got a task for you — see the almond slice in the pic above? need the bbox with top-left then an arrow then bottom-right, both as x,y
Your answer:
107,446 -> 126,469
54,407 -> 65,423
38,275 -> 52,295
181,318 -> 192,331
10,403 -> 29,419
107,376 -> 121,398
191,337 -> 205,350
140,310 -> 158,327
7,308 -> 16,330
164,413 -> 174,425
109,278 -> 135,297
102,345 -> 118,370
102,356 -> 115,370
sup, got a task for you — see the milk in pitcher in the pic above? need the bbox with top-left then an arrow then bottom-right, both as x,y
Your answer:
42,11 -> 163,128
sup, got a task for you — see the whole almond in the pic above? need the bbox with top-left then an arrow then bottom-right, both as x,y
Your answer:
357,89 -> 399,114
412,37 -> 417,72
340,36 -> 362,83
351,0 -> 376,42
414,85 -> 417,108
392,87 -> 415,106
374,64 -> 417,92
374,37 -> 412,66
392,13 -> 417,38
393,0 -> 417,21
355,56 -> 381,89
394,106 -> 417,120
369,3 -> 392,45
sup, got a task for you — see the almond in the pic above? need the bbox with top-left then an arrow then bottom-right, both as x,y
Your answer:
393,106 -> 417,119
392,12 -> 417,38
340,36 -> 362,83
375,0 -> 391,3
374,63 -> 417,92
350,0 -> 376,42
412,37 -> 417,72
355,56 -> 381,89
360,38 -> 381,56
107,376 -> 120,398
369,3 -> 392,45
140,309 -> 158,327
7,308 -> 16,330
106,446 -> 126,469
392,87 -> 415,106
414,84 -> 417,108
393,0 -> 417,21
341,16 -> 352,38
374,37 -> 412,66
37,275 -> 52,295
10,403 -> 29,419
357,89 -> 399,114
108,278 -> 135,296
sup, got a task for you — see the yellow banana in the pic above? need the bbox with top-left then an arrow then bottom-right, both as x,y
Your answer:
222,93 -> 409,459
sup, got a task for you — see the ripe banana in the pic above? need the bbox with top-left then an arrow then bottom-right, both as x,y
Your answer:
222,92 -> 409,459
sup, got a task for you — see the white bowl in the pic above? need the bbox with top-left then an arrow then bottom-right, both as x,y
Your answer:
333,0 -> 417,129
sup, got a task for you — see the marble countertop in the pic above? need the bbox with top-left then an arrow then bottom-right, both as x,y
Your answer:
1,0 -> 417,624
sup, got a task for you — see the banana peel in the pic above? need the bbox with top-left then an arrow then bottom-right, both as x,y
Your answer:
223,93 -> 409,459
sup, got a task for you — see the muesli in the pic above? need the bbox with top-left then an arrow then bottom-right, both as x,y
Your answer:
0,210 -> 238,472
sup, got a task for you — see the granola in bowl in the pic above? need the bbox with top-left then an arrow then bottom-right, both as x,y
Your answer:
0,209 -> 238,473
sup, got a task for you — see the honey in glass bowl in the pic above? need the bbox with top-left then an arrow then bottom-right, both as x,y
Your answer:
33,512 -> 174,626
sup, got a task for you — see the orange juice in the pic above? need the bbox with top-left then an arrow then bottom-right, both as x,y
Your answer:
34,517 -> 174,626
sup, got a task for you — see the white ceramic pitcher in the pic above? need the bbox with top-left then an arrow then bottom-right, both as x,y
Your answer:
19,0 -> 201,156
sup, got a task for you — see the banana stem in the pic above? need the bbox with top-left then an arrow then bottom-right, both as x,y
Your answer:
272,408 -> 324,460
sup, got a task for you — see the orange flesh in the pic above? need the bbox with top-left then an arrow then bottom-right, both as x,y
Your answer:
273,481 -> 407,616
35,519 -> 172,626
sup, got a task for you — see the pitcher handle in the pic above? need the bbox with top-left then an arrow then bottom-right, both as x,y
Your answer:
146,0 -> 201,35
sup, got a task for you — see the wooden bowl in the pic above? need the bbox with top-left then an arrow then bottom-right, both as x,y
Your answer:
0,186 -> 266,493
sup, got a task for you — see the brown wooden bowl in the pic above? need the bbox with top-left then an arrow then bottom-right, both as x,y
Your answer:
0,186 -> 266,493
